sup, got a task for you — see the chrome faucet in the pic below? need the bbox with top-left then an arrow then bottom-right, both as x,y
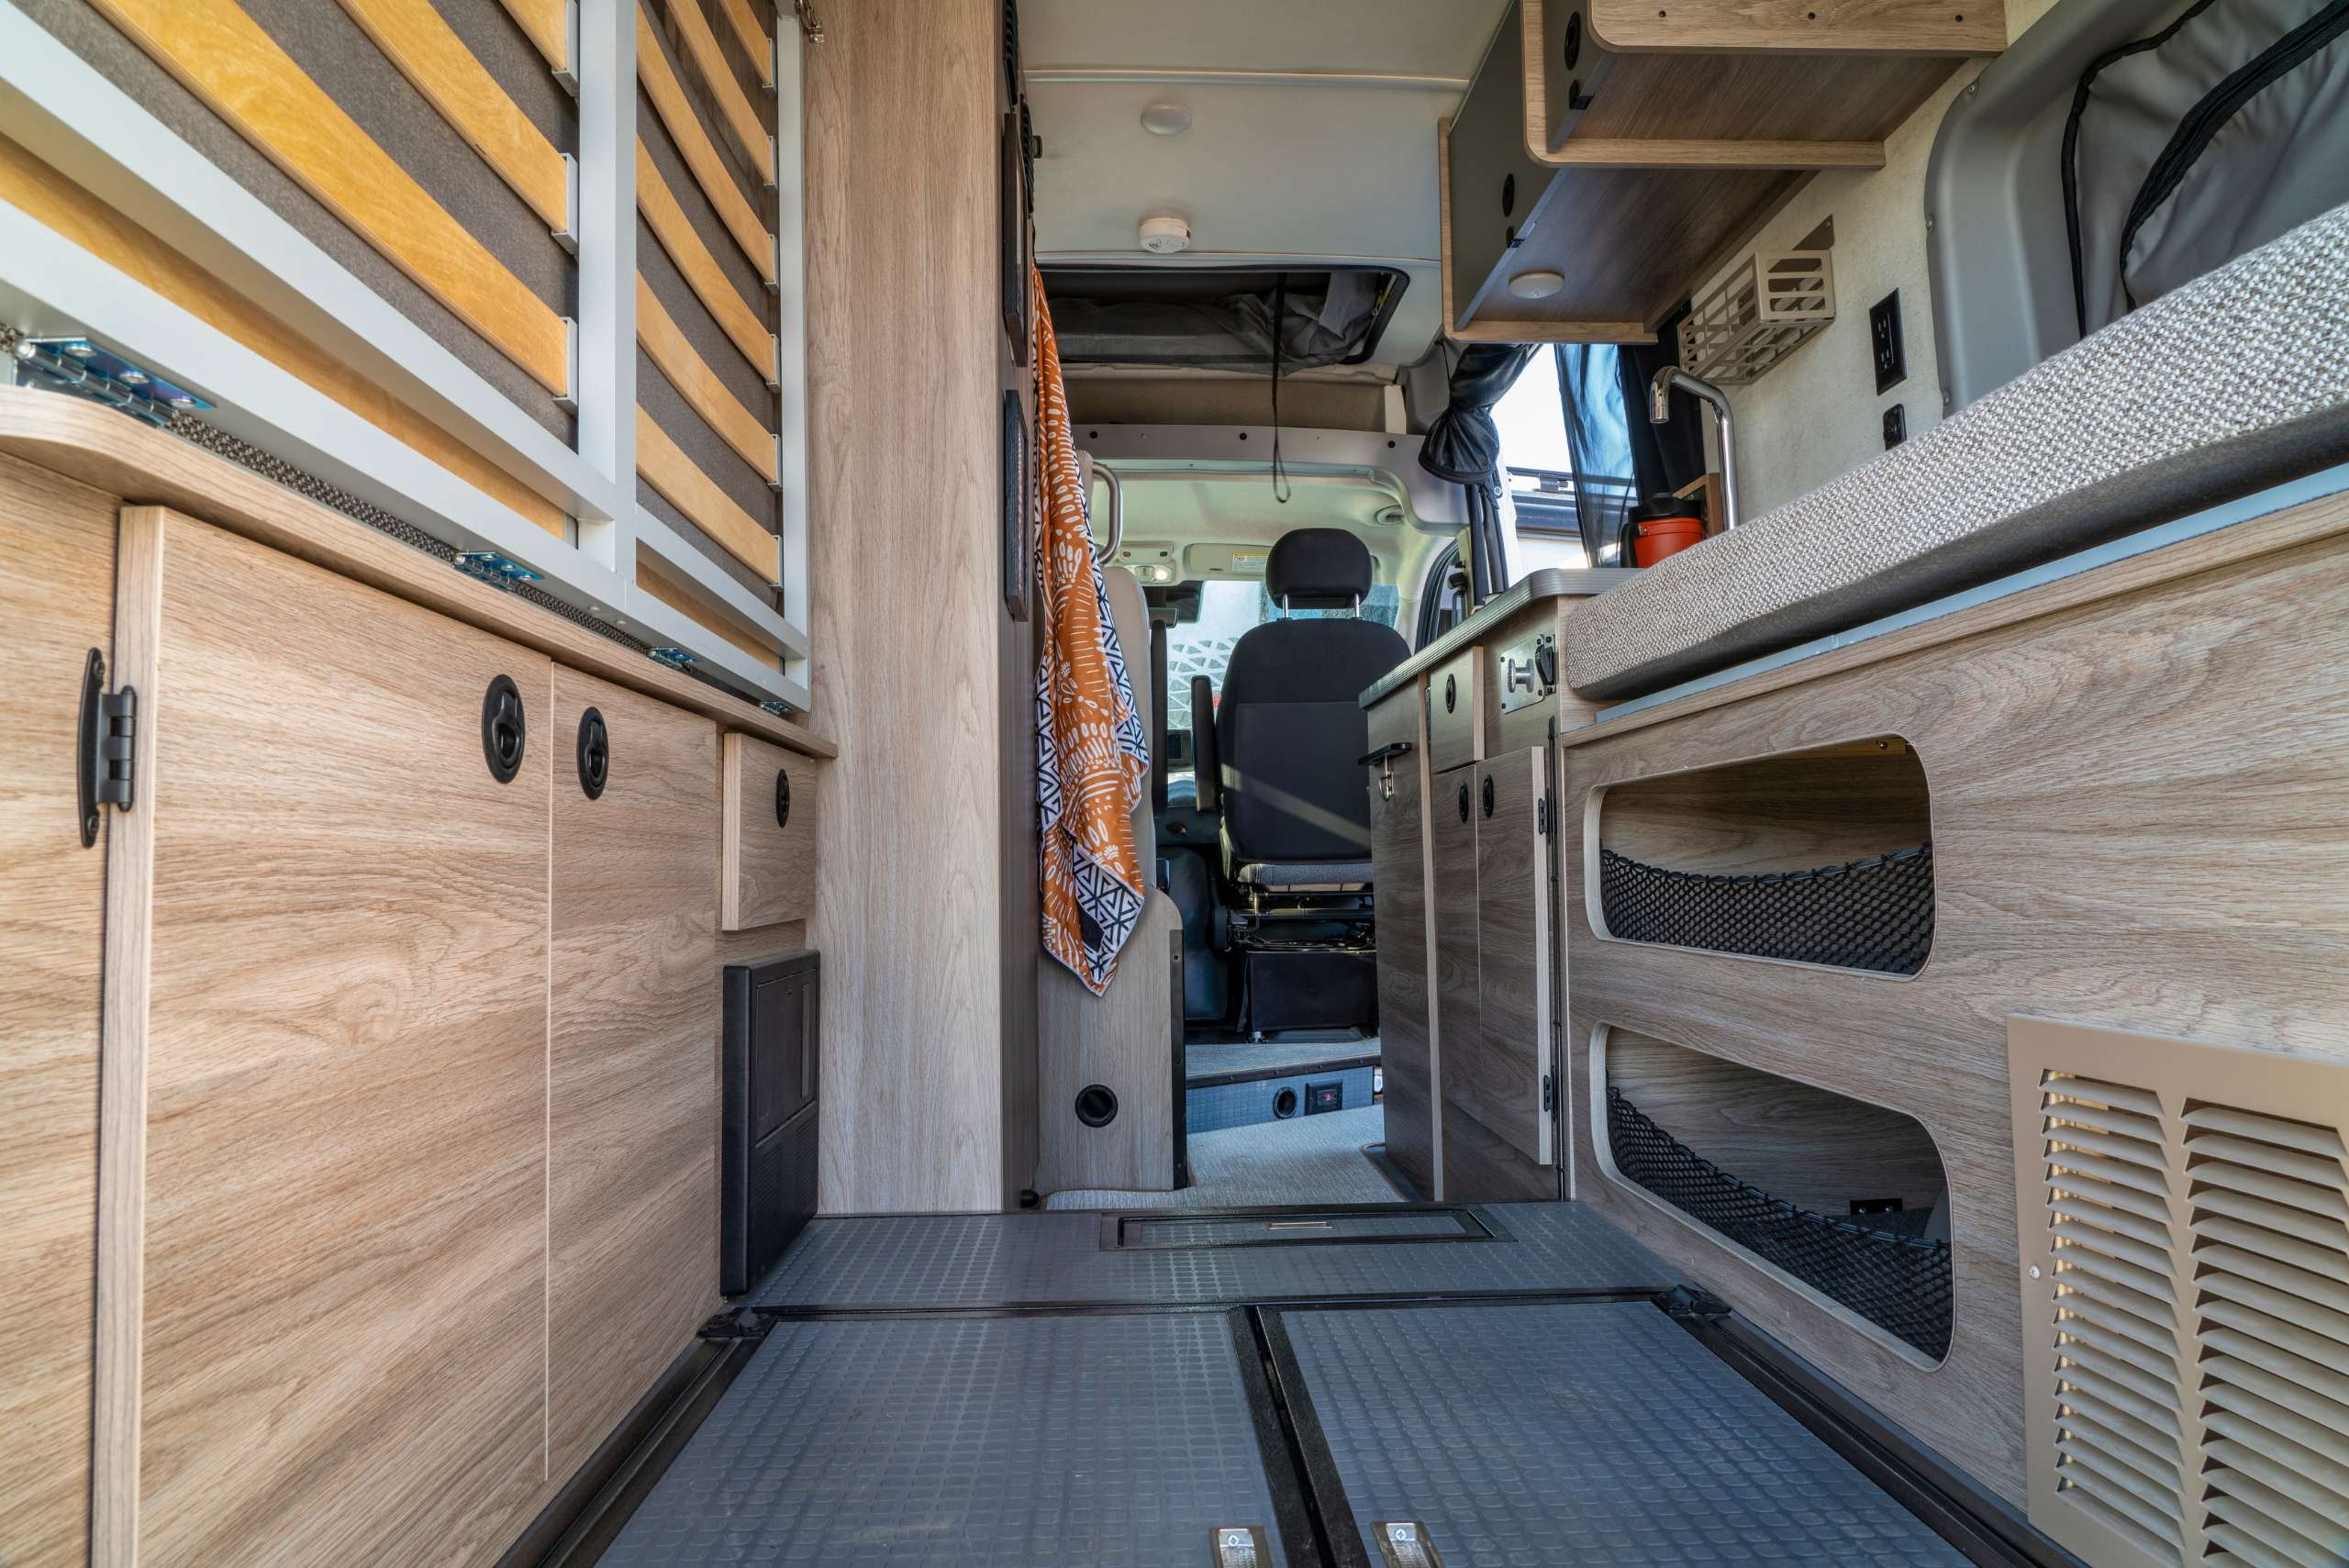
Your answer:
1647,366 -> 1740,531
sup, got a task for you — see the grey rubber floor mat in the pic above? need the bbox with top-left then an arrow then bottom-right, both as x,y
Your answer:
753,1202 -> 1673,1308
1283,1302 -> 1972,1567
596,1314 -> 1291,1567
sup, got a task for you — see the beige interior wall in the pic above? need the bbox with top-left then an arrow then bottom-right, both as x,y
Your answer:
802,0 -> 1010,1213
1686,0 -> 2067,517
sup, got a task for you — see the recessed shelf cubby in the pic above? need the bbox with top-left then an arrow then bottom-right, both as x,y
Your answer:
1591,737 -> 1934,975
1598,1029 -> 1953,1362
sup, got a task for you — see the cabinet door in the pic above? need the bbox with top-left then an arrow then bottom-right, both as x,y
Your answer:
1452,750 -> 1554,1201
0,458 -> 115,1568
548,669 -> 719,1477
1429,762 -> 1484,1203
1366,688 -> 1434,1200
721,731 -> 820,930
132,510 -> 551,1568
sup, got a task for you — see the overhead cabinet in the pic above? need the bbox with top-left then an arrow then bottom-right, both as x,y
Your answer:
1443,0 -> 1998,339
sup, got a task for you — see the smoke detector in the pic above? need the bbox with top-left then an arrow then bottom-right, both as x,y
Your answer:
1140,102 -> 1193,136
1139,215 -> 1191,254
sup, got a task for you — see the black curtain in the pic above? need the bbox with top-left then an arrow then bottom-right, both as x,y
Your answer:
1614,303 -> 1708,503
1419,342 -> 1538,602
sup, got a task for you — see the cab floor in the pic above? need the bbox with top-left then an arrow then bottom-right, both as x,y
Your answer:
587,1204 -> 1981,1567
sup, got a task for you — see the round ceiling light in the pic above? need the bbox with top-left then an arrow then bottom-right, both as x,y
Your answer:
1140,102 -> 1193,136
1508,270 -> 1566,299
1139,215 -> 1191,254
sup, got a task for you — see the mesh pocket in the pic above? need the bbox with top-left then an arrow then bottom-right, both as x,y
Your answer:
1598,843 -> 1933,974
1608,1087 -> 1953,1359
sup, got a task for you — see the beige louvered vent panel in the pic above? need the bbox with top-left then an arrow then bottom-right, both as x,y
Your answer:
2009,1018 -> 2349,1568
2181,1105 -> 2349,1568
2040,1075 -> 2187,1565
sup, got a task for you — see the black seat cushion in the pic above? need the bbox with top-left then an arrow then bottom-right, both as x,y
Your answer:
1216,615 -> 1408,871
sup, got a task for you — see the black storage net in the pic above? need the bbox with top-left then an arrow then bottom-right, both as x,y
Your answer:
1598,843 -> 1934,975
1609,1087 -> 1952,1359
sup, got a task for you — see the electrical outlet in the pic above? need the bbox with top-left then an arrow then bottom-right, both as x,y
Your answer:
1869,291 -> 1906,395
1883,404 -> 1907,448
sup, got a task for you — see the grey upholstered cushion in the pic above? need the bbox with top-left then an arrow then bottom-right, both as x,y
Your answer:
1233,860 -> 1373,888
1564,202 -> 2349,702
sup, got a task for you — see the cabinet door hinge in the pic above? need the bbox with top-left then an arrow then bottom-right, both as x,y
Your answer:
77,648 -> 137,847
1542,1073 -> 1556,1114
1536,795 -> 1551,834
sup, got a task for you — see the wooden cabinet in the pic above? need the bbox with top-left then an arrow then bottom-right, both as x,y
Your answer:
0,454 -> 116,1568
548,670 -> 720,1478
128,508 -> 554,1568
1365,687 -> 1434,1201
721,731 -> 820,931
1426,751 -> 1559,1203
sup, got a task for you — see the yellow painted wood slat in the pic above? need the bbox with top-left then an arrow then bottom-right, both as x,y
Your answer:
636,272 -> 774,480
664,0 -> 772,182
637,550 -> 780,668
86,0 -> 571,395
638,3 -> 774,284
637,139 -> 773,377
635,406 -> 779,580
716,0 -> 774,88
333,0 -> 569,230
495,0 -> 566,71
0,134 -> 568,537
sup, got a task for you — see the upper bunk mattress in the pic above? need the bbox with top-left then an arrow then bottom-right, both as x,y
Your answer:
1564,204 -> 2349,703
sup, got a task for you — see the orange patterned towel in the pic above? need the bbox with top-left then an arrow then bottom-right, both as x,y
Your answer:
1033,264 -> 1149,995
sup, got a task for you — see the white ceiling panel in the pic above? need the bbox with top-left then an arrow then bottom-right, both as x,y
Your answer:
1019,1 -> 1508,77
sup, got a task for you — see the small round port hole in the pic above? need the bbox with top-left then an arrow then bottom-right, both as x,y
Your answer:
1075,1084 -> 1119,1127
1273,1087 -> 1300,1119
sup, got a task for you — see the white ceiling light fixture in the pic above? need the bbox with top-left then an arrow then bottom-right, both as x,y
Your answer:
1139,101 -> 1193,136
1508,270 -> 1566,299
1139,214 -> 1191,254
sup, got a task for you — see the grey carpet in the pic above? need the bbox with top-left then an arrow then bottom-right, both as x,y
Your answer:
1186,1035 -> 1379,1083
1049,1106 -> 1400,1209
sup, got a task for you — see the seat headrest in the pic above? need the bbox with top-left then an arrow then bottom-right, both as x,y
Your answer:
1264,528 -> 1373,610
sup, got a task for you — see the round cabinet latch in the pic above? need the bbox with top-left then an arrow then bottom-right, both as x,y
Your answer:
576,707 -> 608,799
481,674 -> 526,784
1444,673 -> 1457,713
1075,1084 -> 1119,1128
1564,10 -> 1583,66
1535,638 -> 1558,688
1501,172 -> 1516,217
1458,783 -> 1471,823
1273,1087 -> 1300,1119
774,767 -> 792,829
1482,775 -> 1497,817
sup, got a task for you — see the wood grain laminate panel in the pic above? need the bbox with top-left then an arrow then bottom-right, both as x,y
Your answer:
1599,747 -> 1932,875
640,3 -> 774,284
495,0 -> 567,70
639,138 -> 775,374
638,273 -> 778,479
0,134 -> 566,535
634,406 -> 779,579
722,731 -> 819,930
1430,761 -> 1482,1203
716,0 -> 774,85
1564,522 -> 2349,1506
86,0 -> 572,394
662,0 -> 773,181
1466,751 -> 1550,1171
0,391 -> 830,758
1587,0 -> 2004,54
548,668 -> 720,1479
1366,686 -> 1434,1200
1426,646 -> 1485,773
133,509 -> 551,1568
1436,117 -> 1650,343
1605,1029 -> 1945,1214
800,0 -> 1007,1211
0,455 -> 111,1568
332,0 -> 570,228
1034,895 -> 1183,1194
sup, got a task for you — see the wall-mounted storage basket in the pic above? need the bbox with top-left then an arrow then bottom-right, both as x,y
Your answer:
1599,842 -> 1933,974
1609,1086 -> 1952,1359
1679,249 -> 1836,386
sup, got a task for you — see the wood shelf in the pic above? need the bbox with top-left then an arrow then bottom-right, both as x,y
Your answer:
1442,0 -> 1992,339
